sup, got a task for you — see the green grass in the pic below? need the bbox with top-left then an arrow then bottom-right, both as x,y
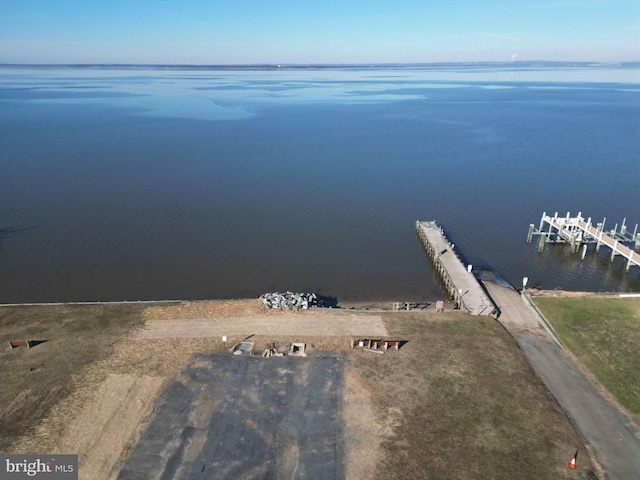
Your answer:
0,303 -> 149,451
533,297 -> 640,414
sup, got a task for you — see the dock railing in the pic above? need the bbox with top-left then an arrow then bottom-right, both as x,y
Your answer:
416,220 -> 496,316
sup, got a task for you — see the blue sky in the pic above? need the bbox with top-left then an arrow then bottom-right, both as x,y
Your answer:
0,0 -> 638,64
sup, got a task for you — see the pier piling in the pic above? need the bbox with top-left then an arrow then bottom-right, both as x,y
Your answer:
527,224 -> 534,243
527,212 -> 640,271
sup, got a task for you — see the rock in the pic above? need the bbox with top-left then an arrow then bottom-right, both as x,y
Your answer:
259,292 -> 317,311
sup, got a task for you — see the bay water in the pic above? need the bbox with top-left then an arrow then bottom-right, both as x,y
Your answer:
1,66 -> 639,303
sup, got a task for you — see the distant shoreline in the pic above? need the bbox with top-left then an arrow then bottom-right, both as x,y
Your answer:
1,60 -> 639,70
1,290 -> 637,309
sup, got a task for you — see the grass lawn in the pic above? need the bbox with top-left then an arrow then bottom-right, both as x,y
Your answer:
533,297 -> 640,414
0,303 -> 149,451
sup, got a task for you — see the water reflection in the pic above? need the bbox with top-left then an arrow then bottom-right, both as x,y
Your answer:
0,66 -> 638,302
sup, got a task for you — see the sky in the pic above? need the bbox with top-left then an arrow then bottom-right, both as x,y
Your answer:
0,0 -> 638,64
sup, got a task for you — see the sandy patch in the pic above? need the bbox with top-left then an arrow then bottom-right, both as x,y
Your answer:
342,368 -> 384,480
60,374 -> 164,480
142,300 -> 264,321
137,315 -> 388,339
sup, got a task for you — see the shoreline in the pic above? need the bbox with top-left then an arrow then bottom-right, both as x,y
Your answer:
1,289 -> 638,310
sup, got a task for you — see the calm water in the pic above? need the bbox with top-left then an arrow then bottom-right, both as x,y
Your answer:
1,66 -> 639,303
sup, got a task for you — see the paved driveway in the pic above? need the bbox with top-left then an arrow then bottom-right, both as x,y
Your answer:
516,334 -> 640,479
485,282 -> 640,480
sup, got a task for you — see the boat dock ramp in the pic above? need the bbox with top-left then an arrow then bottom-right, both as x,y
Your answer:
415,220 -> 497,316
528,212 -> 640,271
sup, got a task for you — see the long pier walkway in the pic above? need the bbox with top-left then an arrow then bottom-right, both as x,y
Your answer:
416,220 -> 496,316
528,212 -> 640,271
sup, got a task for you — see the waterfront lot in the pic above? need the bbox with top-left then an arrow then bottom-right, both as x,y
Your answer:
2,301 -> 597,479
0,303 -> 149,452
533,296 -> 640,420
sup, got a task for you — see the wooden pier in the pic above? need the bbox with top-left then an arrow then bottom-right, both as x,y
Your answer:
416,221 -> 496,316
527,212 -> 640,271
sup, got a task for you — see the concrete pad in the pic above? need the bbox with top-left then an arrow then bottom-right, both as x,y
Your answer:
482,282 -> 543,334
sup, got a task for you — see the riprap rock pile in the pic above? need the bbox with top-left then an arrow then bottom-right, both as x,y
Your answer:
260,292 -> 317,311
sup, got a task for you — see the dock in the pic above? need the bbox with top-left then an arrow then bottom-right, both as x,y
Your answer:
527,212 -> 640,271
415,221 -> 496,316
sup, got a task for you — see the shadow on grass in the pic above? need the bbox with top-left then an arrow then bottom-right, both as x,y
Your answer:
8,339 -> 49,349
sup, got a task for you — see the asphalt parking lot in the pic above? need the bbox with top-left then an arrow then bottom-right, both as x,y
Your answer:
117,353 -> 345,480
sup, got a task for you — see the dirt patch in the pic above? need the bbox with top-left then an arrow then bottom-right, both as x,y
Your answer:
342,367 -> 384,480
531,290 -> 626,298
142,299 -> 264,321
59,374 -> 164,480
137,314 -> 388,339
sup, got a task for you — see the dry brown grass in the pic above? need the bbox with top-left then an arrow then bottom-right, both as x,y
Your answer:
348,312 -> 598,479
2,301 -> 599,479
0,303 -> 150,452
142,299 -> 265,321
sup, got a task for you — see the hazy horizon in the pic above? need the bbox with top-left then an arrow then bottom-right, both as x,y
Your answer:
0,1 -> 637,64
2,60 -> 639,68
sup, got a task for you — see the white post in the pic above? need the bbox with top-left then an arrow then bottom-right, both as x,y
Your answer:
626,251 -> 634,271
597,230 -> 604,252
611,240 -> 618,261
